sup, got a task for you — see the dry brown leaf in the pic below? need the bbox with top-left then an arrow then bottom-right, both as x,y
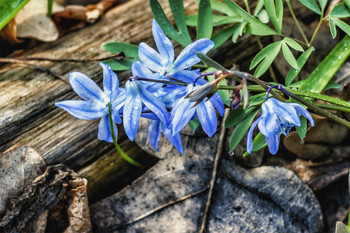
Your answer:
0,19 -> 23,43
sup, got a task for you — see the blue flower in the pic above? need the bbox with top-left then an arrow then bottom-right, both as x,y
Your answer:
55,63 -> 124,142
148,119 -> 184,153
247,98 -> 314,155
137,19 -> 214,77
123,79 -> 170,141
171,84 -> 224,137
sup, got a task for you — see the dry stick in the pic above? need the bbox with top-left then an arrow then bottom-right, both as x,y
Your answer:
199,109 -> 230,233
0,58 -> 68,83
110,186 -> 209,231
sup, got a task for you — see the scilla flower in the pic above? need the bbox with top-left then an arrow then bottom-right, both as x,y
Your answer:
55,63 -> 124,142
247,98 -> 314,155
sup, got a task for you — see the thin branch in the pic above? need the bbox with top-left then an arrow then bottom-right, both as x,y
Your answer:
110,186 -> 209,231
199,109 -> 230,233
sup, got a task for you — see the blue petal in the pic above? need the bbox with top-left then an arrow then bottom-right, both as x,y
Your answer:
55,100 -> 106,120
138,42 -> 164,73
148,119 -> 162,151
268,98 -> 300,126
152,19 -> 174,68
290,103 -> 315,126
196,100 -> 217,137
171,97 -> 196,135
162,124 -> 184,153
98,114 -> 117,143
136,81 -> 170,125
246,118 -> 261,154
209,93 -> 224,116
258,101 -> 279,138
265,132 -> 281,155
100,63 -> 119,101
123,81 -> 143,141
132,61 -> 154,79
69,72 -> 108,103
170,39 -> 214,73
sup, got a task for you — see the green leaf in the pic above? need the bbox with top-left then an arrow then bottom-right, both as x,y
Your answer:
263,0 -> 283,32
282,42 -> 298,69
189,118 -> 200,131
232,22 -> 247,43
344,0 -> 350,10
196,52 -> 228,71
185,14 -> 198,27
329,18 -> 337,39
250,41 -> 282,78
186,14 -> 243,27
324,81 -> 342,89
298,0 -> 321,15
300,35 -> 350,96
243,132 -> 267,156
225,107 -> 257,128
283,38 -> 304,52
329,3 -> 350,18
333,18 -> 350,37
257,9 -> 269,23
229,108 -> 260,150
296,116 -> 307,140
248,92 -> 266,106
319,0 -> 328,11
102,60 -> 135,71
211,0 -> 236,16
254,0 -> 265,16
102,42 -> 139,58
150,0 -> 191,47
285,47 -> 314,86
224,0 -> 277,36
0,0 -> 30,30
169,0 -> 192,42
211,25 -> 237,49
197,0 -> 213,39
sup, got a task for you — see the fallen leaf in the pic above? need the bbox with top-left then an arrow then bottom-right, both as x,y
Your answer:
0,18 -> 23,43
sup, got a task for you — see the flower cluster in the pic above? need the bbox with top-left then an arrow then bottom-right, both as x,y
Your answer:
56,19 -> 224,153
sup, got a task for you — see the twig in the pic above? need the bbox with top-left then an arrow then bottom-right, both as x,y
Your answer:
0,52 -> 125,63
109,186 -> 209,231
199,109 -> 230,233
0,59 -> 68,83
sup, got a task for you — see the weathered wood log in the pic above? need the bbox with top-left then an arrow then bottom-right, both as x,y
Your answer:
0,0 -> 315,202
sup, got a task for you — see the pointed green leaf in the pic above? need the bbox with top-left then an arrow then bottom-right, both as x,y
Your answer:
329,3 -> 350,18
185,14 -> 198,27
248,92 -> 266,106
212,25 -> 237,49
283,38 -> 304,52
344,0 -> 350,10
296,116 -> 307,140
329,17 -> 337,39
197,0 -> 213,39
300,35 -> 350,96
232,22 -> 247,43
254,0 -> 265,16
169,0 -> 192,43
257,9 -> 269,23
319,0 -> 328,11
211,0 -> 236,16
333,18 -> 350,36
263,0 -> 283,32
243,132 -> 267,156
250,41 -> 282,78
102,42 -> 139,58
224,0 -> 277,36
282,43 -> 298,69
0,0 -> 30,30
298,0 -> 321,15
102,60 -> 135,71
229,108 -> 260,150
196,52 -> 228,71
285,47 -> 314,86
150,0 -> 191,46
186,14 -> 243,27
225,107 -> 257,128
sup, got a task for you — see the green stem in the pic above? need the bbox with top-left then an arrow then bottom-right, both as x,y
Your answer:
309,15 -> 324,46
282,89 -> 350,128
286,0 -> 310,46
108,103 -> 142,167
47,0 -> 53,17
314,103 -> 350,113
